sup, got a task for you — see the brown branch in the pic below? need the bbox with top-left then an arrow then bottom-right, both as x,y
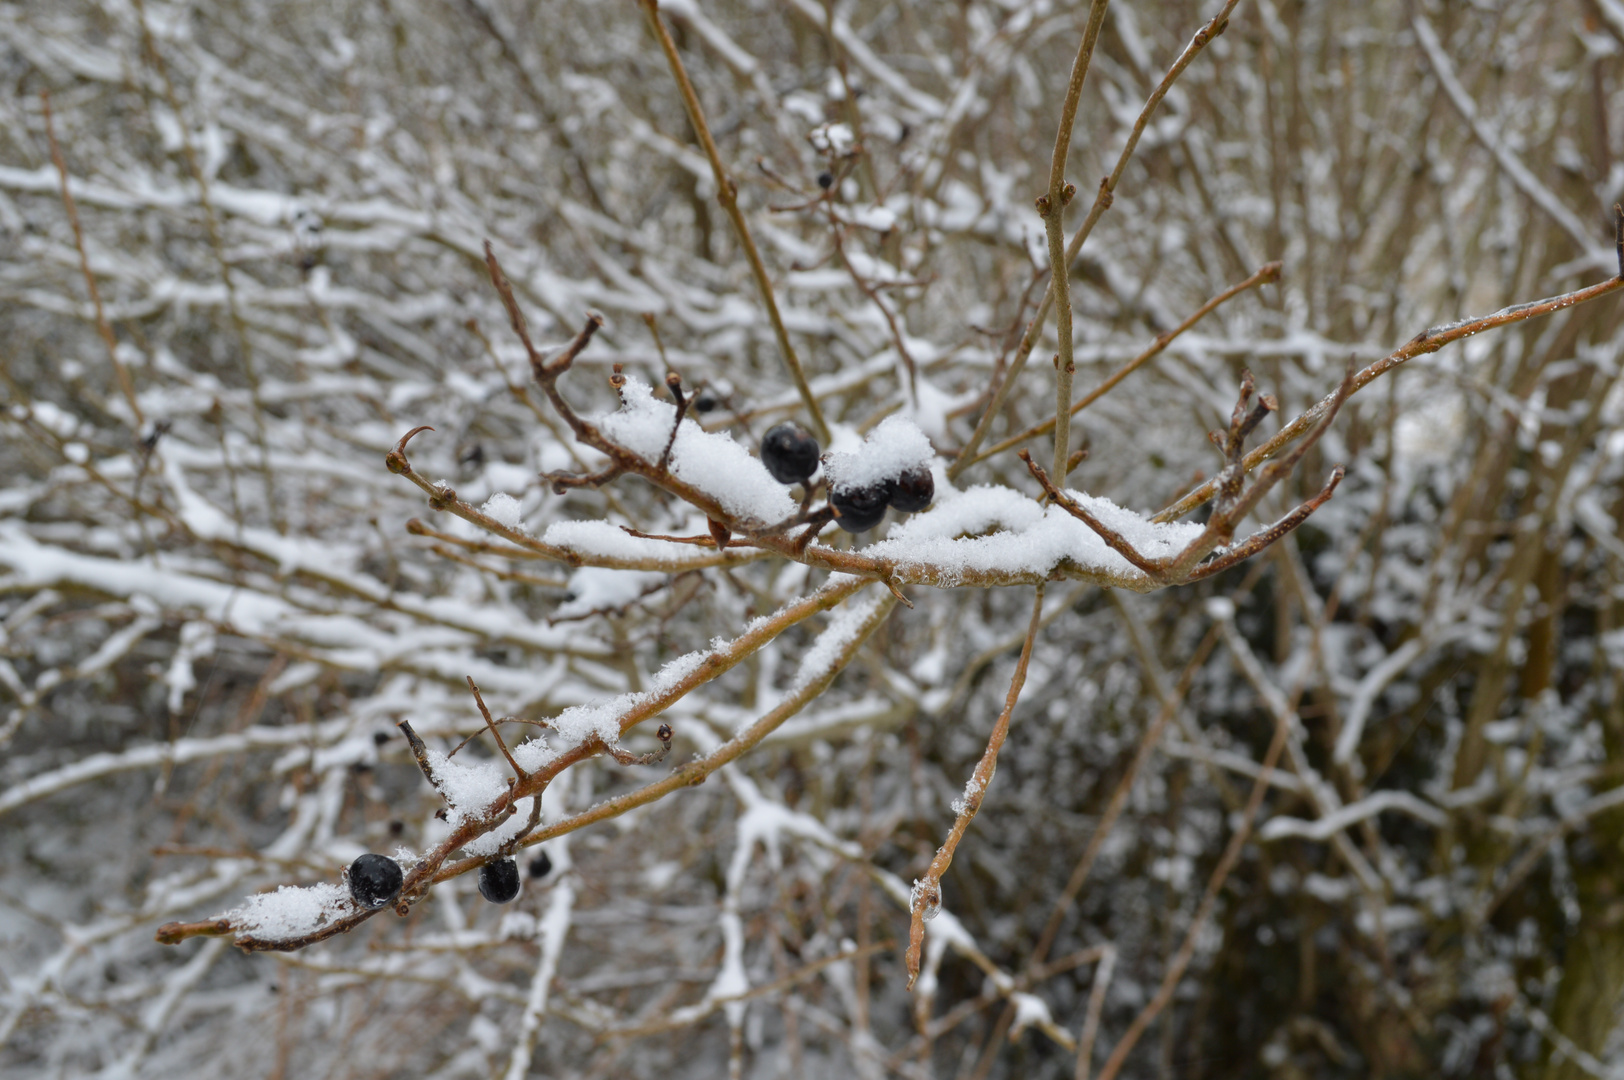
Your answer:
1182,466 -> 1344,582
1020,450 -> 1163,576
968,262 -> 1281,468
905,585 -> 1045,989
637,0 -> 830,443
434,587 -> 897,881
41,91 -> 141,428
1039,0 -> 1111,481
606,723 -> 674,766
1155,274 -> 1624,523
951,0 -> 1241,480
467,677 -> 526,779
1094,660 -> 1293,1080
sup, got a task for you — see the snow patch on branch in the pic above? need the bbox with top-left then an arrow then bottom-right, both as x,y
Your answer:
594,377 -> 797,526
544,648 -> 709,749
869,483 -> 1205,583
789,588 -> 888,692
228,882 -> 352,942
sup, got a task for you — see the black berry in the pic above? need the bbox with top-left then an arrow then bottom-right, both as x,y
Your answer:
830,481 -> 892,533
889,465 -> 934,513
372,730 -> 391,746
817,171 -> 834,190
760,423 -> 821,485
694,391 -> 719,413
348,853 -> 403,910
528,850 -> 553,879
479,857 -> 521,904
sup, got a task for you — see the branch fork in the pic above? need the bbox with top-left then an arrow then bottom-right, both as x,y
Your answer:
1020,365 -> 1351,586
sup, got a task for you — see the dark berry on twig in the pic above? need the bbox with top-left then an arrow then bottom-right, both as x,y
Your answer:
529,850 -> 553,879
348,853 -> 403,910
479,857 -> 521,903
817,171 -> 834,190
830,481 -> 892,533
890,465 -> 934,513
760,423 -> 821,485
693,391 -> 718,413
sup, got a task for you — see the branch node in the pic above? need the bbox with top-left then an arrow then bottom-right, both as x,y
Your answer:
386,426 -> 434,474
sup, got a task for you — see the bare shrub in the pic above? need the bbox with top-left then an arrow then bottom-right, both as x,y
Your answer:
3,1 -> 1624,1077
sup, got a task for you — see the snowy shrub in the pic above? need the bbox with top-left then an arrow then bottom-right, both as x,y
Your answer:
3,1 -> 1624,1077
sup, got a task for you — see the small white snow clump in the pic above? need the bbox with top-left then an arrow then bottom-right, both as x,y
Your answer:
594,377 -> 797,526
229,882 -> 352,941
822,414 -> 933,490
479,492 -> 524,530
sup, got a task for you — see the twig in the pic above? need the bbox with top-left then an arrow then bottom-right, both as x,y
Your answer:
1026,622 -> 1221,971
41,92 -> 141,428
1093,651 -> 1293,1080
606,723 -> 674,766
467,677 -> 526,779
1412,13 -> 1592,252
968,262 -> 1281,467
637,0 -> 830,443
433,586 -> 897,881
133,0 -> 280,525
1615,203 -> 1623,278
951,0 -> 1240,480
658,371 -> 688,472
1073,945 -> 1116,1080
1039,0 -> 1111,481
905,585 -> 1045,989
1154,276 -> 1624,523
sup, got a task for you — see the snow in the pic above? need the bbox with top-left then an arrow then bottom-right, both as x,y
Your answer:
228,882 -> 353,941
540,520 -> 757,567
480,493 -> 525,531
545,648 -> 708,748
822,414 -> 934,491
594,377 -> 798,526
808,122 -> 856,157
461,797 -> 540,858
555,567 -> 666,619
865,483 -> 1205,584
424,749 -> 511,833
1008,992 -> 1054,1039
789,588 -> 888,692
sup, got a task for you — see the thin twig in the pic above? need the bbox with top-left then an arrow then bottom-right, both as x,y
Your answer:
905,585 -> 1045,989
968,261 -> 1281,467
1073,945 -> 1116,1080
638,0 -> 830,443
1155,274 -> 1624,522
952,0 -> 1240,480
1039,0 -> 1111,480
1027,623 -> 1221,971
41,92 -> 141,428
467,677 -> 526,779
1093,658 -> 1292,1080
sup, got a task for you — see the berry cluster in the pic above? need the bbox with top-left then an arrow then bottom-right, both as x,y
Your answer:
760,417 -> 936,534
